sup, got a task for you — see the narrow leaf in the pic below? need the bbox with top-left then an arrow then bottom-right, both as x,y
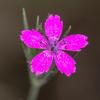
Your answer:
22,8 -> 29,29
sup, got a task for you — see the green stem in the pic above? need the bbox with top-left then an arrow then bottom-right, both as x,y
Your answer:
22,8 -> 47,100
27,70 -> 47,100
27,85 -> 40,100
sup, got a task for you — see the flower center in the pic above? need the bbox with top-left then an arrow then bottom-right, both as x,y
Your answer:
51,46 -> 57,53
51,46 -> 55,51
49,40 -> 58,53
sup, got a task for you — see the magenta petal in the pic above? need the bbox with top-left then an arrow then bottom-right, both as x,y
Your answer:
57,34 -> 88,51
20,29 -> 48,49
44,14 -> 63,41
54,50 -> 76,77
30,50 -> 53,75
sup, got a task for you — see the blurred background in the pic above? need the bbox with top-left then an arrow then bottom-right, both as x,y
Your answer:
0,0 -> 100,100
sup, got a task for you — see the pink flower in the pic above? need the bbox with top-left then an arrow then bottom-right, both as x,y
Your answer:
20,14 -> 88,77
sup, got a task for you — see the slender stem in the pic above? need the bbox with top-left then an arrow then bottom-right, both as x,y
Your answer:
27,85 -> 40,100
22,8 -> 47,100
22,8 -> 40,100
27,71 -> 47,100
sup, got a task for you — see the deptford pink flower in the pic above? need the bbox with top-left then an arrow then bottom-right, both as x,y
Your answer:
20,14 -> 88,77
